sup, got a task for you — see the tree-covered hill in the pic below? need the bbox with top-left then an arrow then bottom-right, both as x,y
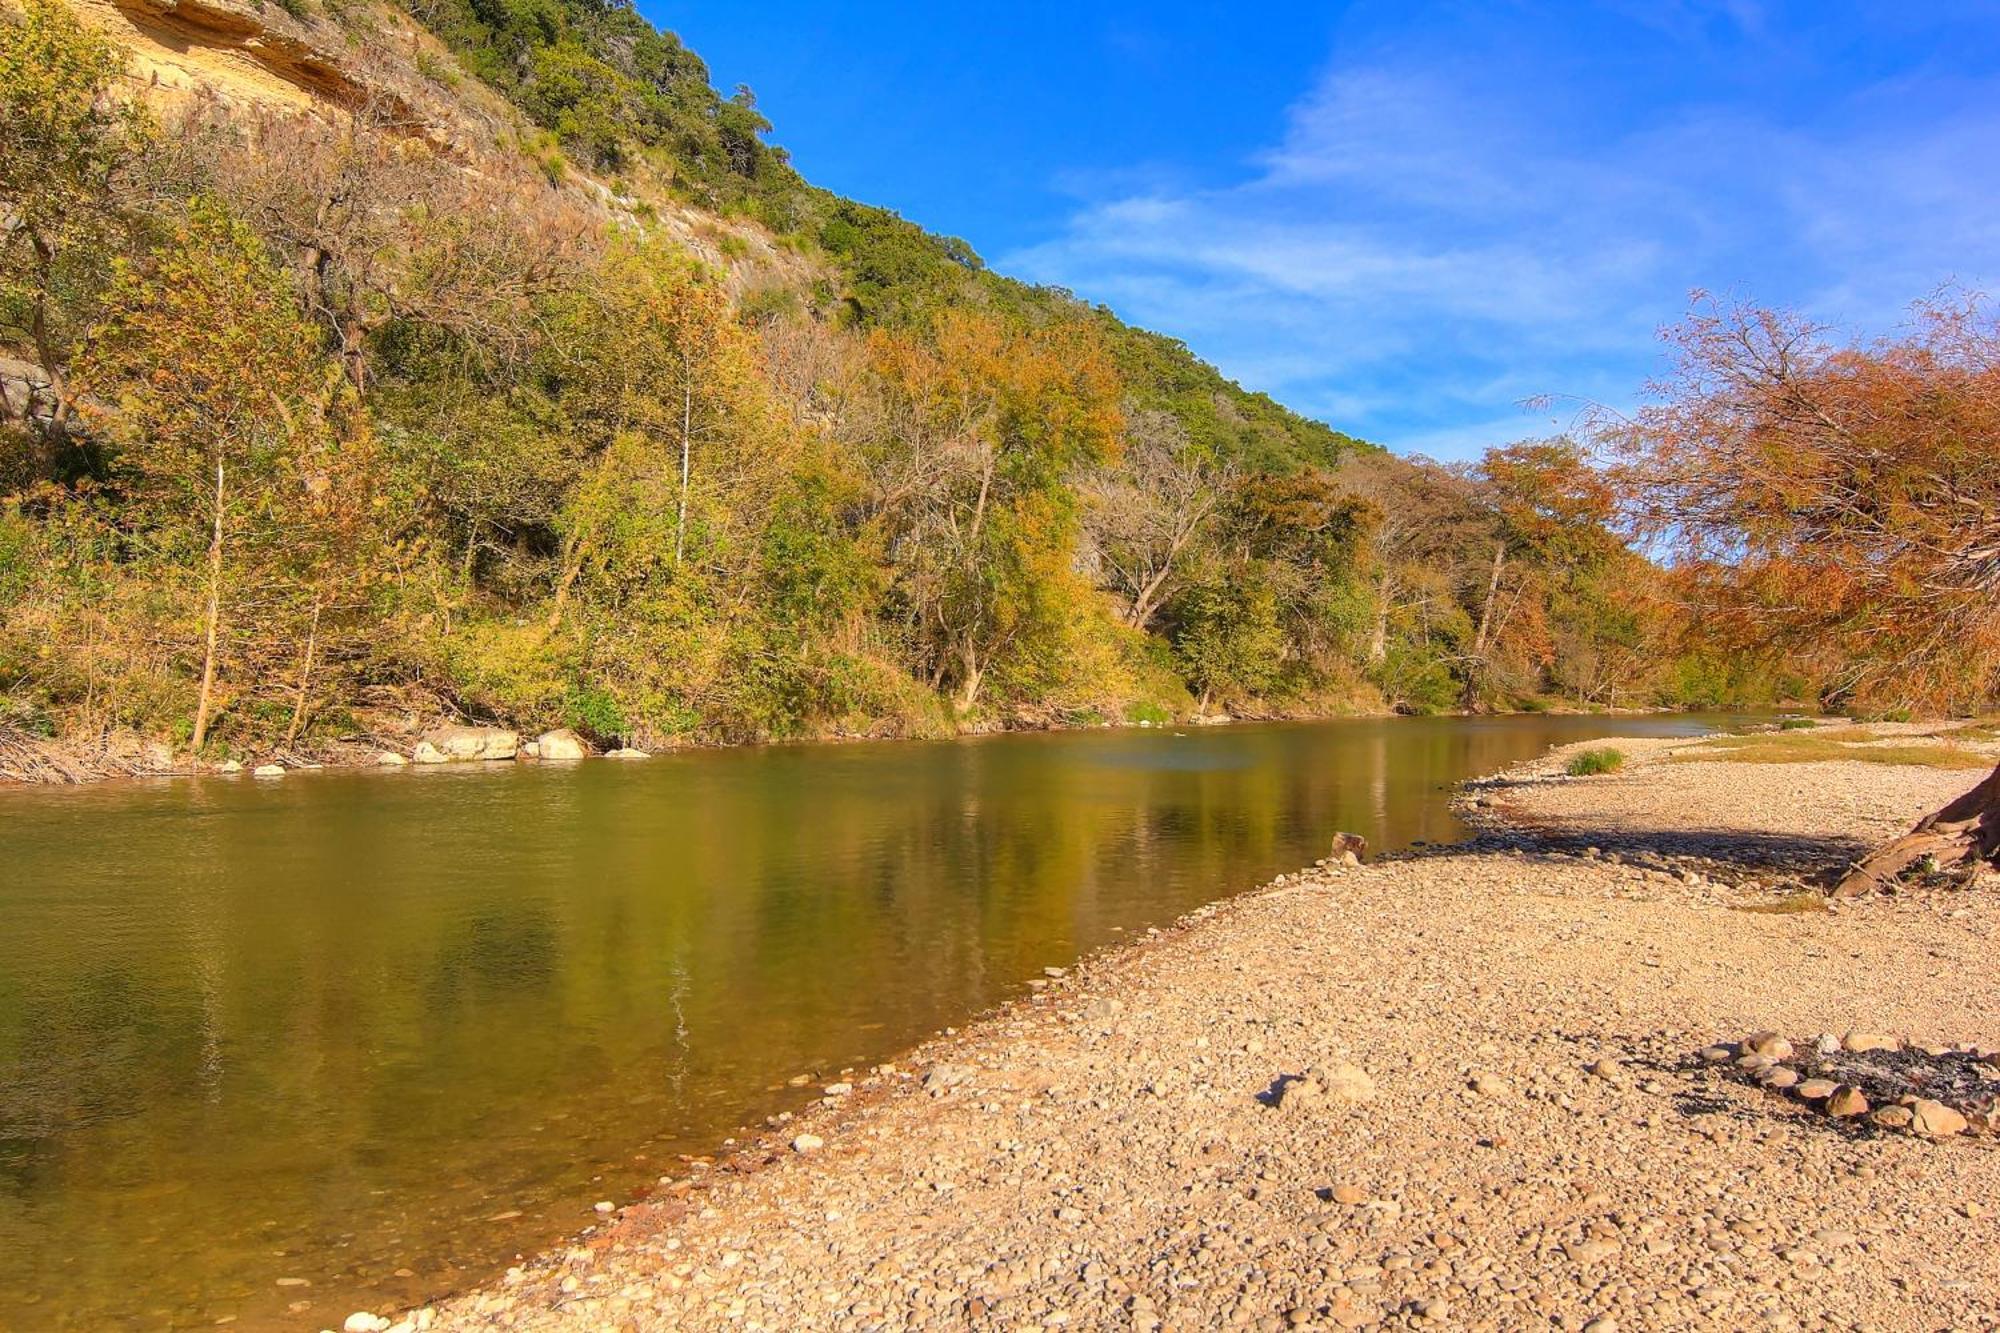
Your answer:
0,0 -> 1779,773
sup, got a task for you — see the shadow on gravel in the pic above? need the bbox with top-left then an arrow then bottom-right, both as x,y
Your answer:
1457,826 -> 1868,880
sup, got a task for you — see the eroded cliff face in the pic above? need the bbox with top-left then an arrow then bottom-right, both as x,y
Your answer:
55,0 -> 826,294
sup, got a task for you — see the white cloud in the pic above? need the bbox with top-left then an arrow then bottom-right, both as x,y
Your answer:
1005,25 -> 2000,460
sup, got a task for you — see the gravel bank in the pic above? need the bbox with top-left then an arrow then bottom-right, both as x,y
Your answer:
408,736 -> 2000,1333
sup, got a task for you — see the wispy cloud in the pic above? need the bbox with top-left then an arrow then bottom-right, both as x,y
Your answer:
1005,8 -> 2000,458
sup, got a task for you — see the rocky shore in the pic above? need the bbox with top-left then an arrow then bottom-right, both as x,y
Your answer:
376,734 -> 1998,1333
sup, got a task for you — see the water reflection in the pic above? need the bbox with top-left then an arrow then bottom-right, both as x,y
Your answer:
0,714 -> 1723,1329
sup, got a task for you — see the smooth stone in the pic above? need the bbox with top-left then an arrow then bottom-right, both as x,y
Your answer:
376,750 -> 408,766
537,728 -> 589,761
343,1315 -> 390,1333
1589,1058 -> 1622,1081
1825,1086 -> 1870,1118
1757,1066 -> 1799,1089
791,1133 -> 825,1152
1842,1031 -> 1899,1053
1870,1105 -> 1914,1129
412,740 -> 448,764
605,747 -> 652,760
1796,1078 -> 1839,1100
1911,1099 -> 1968,1137
216,758 -> 243,774
1744,1031 -> 1794,1059
252,764 -> 285,777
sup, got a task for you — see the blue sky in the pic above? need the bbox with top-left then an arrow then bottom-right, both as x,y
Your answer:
654,2 -> 2000,459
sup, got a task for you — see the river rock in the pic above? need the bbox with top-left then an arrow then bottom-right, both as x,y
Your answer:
1870,1105 -> 1914,1130
412,740 -> 448,764
538,729 -> 590,761
344,1314 -> 391,1333
1911,1099 -> 1968,1137
1796,1078 -> 1839,1100
1744,1031 -> 1794,1059
1842,1030 -> 1899,1053
1315,1062 -> 1377,1103
253,764 -> 285,778
1825,1086 -> 1870,1118
605,747 -> 652,760
423,725 -> 519,761
216,758 -> 243,774
377,750 -> 409,766
791,1133 -> 825,1153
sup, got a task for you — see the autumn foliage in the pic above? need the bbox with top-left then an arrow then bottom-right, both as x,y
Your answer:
1608,296 -> 2000,714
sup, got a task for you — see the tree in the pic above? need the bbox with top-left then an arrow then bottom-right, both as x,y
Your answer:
865,312 -> 1122,712
1459,440 -> 1618,708
0,0 -> 148,430
1607,296 -> 2000,893
1081,408 -> 1234,630
78,199 -> 343,755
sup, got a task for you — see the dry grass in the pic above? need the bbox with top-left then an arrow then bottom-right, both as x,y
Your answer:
1676,731 -> 1993,770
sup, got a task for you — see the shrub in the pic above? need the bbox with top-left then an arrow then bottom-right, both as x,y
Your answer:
1778,717 -> 1817,730
1566,747 -> 1625,776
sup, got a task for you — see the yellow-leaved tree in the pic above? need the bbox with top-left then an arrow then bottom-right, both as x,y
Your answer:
79,198 -> 364,756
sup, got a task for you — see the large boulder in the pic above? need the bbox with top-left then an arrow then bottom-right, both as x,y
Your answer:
411,740 -> 448,764
422,725 -> 519,762
537,728 -> 590,761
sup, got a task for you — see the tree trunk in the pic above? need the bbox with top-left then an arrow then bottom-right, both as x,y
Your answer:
1832,760 -> 2000,896
190,461 -> 226,756
675,356 -> 692,568
955,640 -> 984,713
284,594 -> 323,749
1461,541 -> 1506,709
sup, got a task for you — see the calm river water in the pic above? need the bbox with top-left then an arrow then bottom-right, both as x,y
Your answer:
0,714 -> 1725,1329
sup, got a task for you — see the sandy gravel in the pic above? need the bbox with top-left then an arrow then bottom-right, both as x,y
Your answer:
398,736 -> 2000,1333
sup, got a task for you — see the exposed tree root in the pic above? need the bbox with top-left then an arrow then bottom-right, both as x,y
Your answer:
1832,760 -> 2000,896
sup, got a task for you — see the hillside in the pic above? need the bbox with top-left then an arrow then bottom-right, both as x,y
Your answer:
0,0 -> 1759,774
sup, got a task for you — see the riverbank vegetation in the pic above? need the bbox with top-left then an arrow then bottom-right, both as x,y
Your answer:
0,0 -> 1904,767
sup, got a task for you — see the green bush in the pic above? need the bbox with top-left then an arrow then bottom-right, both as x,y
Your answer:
1566,747 -> 1625,776
1778,717 -> 1817,730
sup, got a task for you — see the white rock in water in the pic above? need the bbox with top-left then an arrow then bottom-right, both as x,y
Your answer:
252,764 -> 285,778
420,724 -> 519,762
537,728 -> 590,761
216,758 -> 243,774
376,750 -> 409,766
519,740 -> 541,759
343,1314 -> 391,1333
411,740 -> 448,765
605,747 -> 652,760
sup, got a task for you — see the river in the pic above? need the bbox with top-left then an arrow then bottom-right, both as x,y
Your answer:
0,713 -> 1725,1329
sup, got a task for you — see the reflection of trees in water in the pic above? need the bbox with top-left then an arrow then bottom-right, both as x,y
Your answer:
0,964 -> 203,1203
424,909 -> 560,1010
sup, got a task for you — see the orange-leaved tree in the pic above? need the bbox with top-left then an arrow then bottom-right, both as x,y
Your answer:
1606,295 -> 2000,893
